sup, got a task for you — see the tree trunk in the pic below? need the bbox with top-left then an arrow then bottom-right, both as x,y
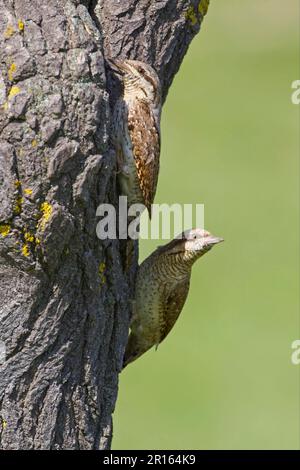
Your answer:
0,0 -> 209,450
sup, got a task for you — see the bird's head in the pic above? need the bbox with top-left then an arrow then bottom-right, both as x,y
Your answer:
158,228 -> 223,263
182,228 -> 224,255
108,58 -> 161,108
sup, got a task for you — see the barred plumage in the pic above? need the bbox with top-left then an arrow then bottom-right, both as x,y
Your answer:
109,59 -> 162,216
123,229 -> 223,368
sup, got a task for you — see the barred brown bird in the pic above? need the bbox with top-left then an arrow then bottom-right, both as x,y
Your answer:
109,58 -> 162,216
123,229 -> 223,368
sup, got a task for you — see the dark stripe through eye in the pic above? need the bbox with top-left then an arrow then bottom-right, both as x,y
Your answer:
137,66 -> 156,89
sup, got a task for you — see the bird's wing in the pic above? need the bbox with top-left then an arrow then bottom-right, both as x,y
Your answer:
158,278 -> 191,345
128,100 -> 160,216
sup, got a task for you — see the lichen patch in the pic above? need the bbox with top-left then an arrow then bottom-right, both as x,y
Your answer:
8,63 -> 17,81
38,202 -> 53,231
0,224 -> 11,237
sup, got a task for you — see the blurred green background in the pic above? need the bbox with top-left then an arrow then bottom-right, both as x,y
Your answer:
113,0 -> 299,449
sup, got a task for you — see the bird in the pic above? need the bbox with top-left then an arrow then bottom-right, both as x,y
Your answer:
109,58 -> 162,217
123,228 -> 223,368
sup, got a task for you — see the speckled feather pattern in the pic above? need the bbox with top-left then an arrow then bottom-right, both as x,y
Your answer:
111,60 -> 161,216
123,228 -> 223,367
128,99 -> 160,215
112,99 -> 145,207
123,250 -> 194,367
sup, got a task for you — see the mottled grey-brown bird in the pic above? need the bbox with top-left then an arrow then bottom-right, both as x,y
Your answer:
123,228 -> 223,368
109,58 -> 162,216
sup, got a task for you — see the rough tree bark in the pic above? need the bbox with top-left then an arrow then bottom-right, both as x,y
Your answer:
0,0 -> 209,450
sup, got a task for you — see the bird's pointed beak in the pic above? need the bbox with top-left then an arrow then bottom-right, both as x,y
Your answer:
205,235 -> 224,246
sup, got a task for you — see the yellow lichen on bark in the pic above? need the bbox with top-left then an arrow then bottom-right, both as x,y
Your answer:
38,202 -> 53,231
18,20 -> 24,32
98,262 -> 106,285
24,188 -> 33,196
0,224 -> 11,237
186,1 -> 210,26
24,232 -> 35,243
185,6 -> 198,26
8,63 -> 17,81
4,25 -> 14,38
1,418 -> 7,430
21,244 -> 30,257
13,196 -> 23,215
8,85 -> 20,99
198,0 -> 210,17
